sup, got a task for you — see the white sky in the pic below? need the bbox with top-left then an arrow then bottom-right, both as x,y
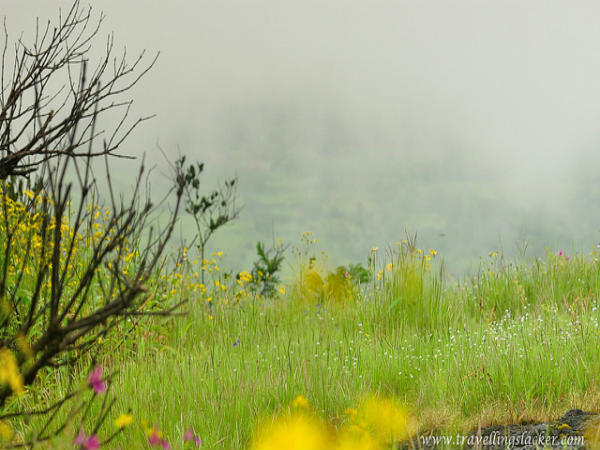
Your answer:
3,1 -> 600,269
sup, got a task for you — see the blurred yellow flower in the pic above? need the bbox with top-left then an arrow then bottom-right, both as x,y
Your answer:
22,190 -> 34,200
145,426 -> 163,439
335,424 -> 376,450
343,408 -> 358,420
250,413 -> 332,450
292,395 -> 308,409
0,421 -> 13,442
356,397 -> 415,445
0,347 -> 24,394
114,413 -> 134,429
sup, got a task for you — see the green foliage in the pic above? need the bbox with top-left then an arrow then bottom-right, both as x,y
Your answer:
248,241 -> 287,298
344,263 -> 371,284
177,155 -> 240,285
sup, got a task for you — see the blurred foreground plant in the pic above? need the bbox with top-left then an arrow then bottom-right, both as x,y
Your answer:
250,395 -> 416,450
0,0 -> 187,446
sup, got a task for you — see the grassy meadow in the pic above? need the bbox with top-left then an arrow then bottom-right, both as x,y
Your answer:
5,3 -> 600,449
7,221 -> 600,449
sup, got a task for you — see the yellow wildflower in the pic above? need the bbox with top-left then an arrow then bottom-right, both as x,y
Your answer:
356,397 -> 416,445
292,395 -> 308,409
0,421 -> 13,442
335,424 -> 376,450
0,348 -> 24,394
145,426 -> 163,439
343,408 -> 358,420
114,413 -> 134,429
250,413 -> 332,450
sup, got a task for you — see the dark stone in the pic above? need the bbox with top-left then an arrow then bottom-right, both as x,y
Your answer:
401,410 -> 598,450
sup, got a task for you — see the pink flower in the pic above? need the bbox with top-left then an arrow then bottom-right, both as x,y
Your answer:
88,366 -> 106,394
84,435 -> 100,450
558,250 -> 563,257
566,255 -> 570,261
184,428 -> 203,447
74,431 -> 86,446
74,430 -> 100,450
148,429 -> 161,446
147,428 -> 171,449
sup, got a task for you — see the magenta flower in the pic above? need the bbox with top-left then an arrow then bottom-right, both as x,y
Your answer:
74,431 -> 86,446
148,429 -> 161,446
558,250 -> 571,261
184,428 -> 203,447
147,428 -> 171,450
88,366 -> 106,394
74,430 -> 100,450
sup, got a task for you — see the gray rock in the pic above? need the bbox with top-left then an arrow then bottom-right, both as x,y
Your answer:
402,410 -> 599,450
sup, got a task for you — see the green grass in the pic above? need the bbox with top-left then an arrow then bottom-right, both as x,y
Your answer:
10,243 -> 600,449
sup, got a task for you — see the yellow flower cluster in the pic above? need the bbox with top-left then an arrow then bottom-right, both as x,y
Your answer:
157,248 -> 264,309
0,347 -> 24,394
0,186 -> 141,314
0,421 -> 13,442
237,271 -> 253,286
291,394 -> 308,409
114,413 -> 134,429
300,231 -> 318,247
250,395 -> 416,450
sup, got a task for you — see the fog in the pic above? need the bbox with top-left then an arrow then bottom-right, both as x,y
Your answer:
3,1 -> 600,275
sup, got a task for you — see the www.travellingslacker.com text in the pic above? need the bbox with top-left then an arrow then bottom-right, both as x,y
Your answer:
417,433 -> 584,448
